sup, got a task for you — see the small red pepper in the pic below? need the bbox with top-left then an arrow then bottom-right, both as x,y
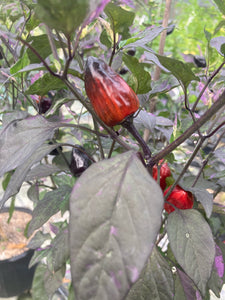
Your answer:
152,160 -> 171,191
84,56 -> 139,127
164,185 -> 194,214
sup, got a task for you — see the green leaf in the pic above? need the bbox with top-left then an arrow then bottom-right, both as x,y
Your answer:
187,188 -> 213,218
10,52 -> 30,74
166,209 -> 215,296
32,264 -> 49,300
156,54 -> 199,89
2,172 -> 12,190
123,54 -> 151,94
53,174 -> 75,187
29,249 -> 51,268
69,151 -> 164,300
204,28 -> 212,42
213,0 -> 225,15
27,184 -> 40,204
44,264 -> 66,297
25,73 -> 66,96
35,0 -> 90,36
214,20 -> 225,35
25,164 -> 62,181
11,63 -> 55,75
149,76 -> 179,99
126,247 -> 174,300
28,185 -> 72,236
104,2 -> 135,39
28,231 -> 51,249
27,34 -> 61,64
47,227 -> 69,272
45,97 -> 73,117
100,28 -> 112,48
119,26 -> 165,49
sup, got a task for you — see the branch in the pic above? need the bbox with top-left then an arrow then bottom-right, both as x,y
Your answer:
149,89 -> 225,168
191,61 -> 225,112
17,37 -> 60,78
192,130 -> 225,187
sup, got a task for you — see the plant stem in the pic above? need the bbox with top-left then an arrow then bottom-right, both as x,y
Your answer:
93,119 -> 105,159
191,61 -> 225,112
192,129 -> 225,187
122,115 -> 152,163
149,89 -> 225,169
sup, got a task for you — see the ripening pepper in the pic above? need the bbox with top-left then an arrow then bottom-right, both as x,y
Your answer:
164,185 -> 194,214
152,160 -> 171,191
84,56 -> 140,127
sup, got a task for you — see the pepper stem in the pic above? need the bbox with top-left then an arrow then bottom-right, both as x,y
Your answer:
121,115 -> 152,164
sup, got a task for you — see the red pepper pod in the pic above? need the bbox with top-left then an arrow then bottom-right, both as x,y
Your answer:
152,160 -> 171,191
164,185 -> 194,214
84,56 -> 139,127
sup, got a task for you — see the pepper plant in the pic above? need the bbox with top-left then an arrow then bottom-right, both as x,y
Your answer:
1,0 -> 225,299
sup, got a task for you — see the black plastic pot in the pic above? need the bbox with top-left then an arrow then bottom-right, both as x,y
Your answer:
0,207 -> 36,298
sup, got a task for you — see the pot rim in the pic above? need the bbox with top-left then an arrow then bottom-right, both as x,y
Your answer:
0,206 -> 34,263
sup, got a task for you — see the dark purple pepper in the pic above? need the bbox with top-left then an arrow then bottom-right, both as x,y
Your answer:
119,66 -> 129,75
38,96 -> 52,114
166,24 -> 175,35
127,48 -> 136,56
70,145 -> 92,177
194,56 -> 206,68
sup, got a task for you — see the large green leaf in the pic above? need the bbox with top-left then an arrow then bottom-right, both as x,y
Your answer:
166,209 -> 215,296
10,52 -> 30,74
25,72 -> 66,96
213,0 -> 225,15
119,26 -> 165,49
104,2 -> 135,39
69,151 -> 164,300
156,54 -> 199,89
123,54 -> 151,94
35,0 -> 90,36
126,247 -> 174,300
27,34 -> 61,63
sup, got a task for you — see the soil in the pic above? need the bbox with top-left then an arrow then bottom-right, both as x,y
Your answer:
0,211 -> 32,260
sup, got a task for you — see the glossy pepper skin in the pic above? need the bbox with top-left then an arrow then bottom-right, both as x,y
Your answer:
164,185 -> 194,214
85,56 -> 139,127
70,145 -> 92,177
152,160 -> 171,191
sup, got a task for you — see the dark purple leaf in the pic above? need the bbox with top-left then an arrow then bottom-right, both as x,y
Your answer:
175,269 -> 198,300
0,115 -> 61,177
166,209 -> 215,296
69,151 -> 164,300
